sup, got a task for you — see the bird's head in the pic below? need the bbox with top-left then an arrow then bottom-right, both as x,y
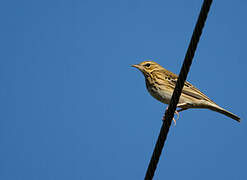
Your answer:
131,61 -> 162,77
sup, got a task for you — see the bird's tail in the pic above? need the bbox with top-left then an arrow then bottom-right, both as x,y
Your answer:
208,104 -> 240,122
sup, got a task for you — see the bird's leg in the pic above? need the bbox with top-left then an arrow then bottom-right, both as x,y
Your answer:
174,110 -> 179,126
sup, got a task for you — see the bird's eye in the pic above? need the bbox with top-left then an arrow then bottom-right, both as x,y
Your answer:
145,63 -> 151,67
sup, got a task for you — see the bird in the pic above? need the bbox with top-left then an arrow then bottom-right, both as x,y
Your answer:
132,60 -> 240,123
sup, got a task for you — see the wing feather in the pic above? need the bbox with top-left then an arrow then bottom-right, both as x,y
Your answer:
154,69 -> 216,104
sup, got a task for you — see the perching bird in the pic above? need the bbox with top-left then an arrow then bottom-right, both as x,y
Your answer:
132,61 -> 240,122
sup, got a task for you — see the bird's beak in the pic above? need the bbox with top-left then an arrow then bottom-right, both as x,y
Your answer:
131,64 -> 141,70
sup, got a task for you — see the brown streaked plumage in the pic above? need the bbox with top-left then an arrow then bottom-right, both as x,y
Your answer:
132,61 -> 240,122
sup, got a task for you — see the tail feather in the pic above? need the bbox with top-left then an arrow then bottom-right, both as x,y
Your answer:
209,105 -> 240,122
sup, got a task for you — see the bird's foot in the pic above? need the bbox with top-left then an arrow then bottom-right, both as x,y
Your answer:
173,110 -> 179,126
163,107 -> 180,126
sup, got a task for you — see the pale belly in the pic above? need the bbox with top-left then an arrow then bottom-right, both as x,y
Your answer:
146,83 -> 172,104
146,82 -> 188,105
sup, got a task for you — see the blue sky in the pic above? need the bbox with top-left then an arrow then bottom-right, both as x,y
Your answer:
0,0 -> 246,179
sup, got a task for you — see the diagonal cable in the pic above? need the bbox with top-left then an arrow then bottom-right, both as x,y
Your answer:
144,0 -> 213,179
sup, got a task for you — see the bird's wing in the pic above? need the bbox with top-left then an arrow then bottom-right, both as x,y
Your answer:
182,81 -> 215,103
162,70 -> 215,103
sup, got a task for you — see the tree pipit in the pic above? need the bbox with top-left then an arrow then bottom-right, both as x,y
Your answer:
132,61 -> 240,123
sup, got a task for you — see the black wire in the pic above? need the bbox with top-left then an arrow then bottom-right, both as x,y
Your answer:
144,0 -> 213,179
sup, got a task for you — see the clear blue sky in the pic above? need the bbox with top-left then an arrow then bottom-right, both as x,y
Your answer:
0,0 -> 246,179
